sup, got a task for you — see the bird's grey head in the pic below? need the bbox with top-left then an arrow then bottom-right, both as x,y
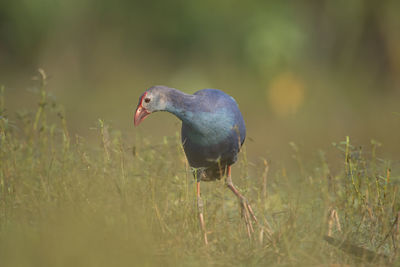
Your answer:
139,86 -> 172,112
134,85 -> 174,126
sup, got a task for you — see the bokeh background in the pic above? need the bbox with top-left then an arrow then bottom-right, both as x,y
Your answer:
1,0 -> 400,162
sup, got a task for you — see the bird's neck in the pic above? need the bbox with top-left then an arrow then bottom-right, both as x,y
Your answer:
163,89 -> 197,125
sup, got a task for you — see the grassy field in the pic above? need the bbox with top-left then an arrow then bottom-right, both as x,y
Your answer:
0,76 -> 399,266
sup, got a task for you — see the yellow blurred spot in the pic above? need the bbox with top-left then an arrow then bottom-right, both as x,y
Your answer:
268,72 -> 305,116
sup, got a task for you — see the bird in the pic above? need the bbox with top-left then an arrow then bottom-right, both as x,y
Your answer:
134,85 -> 258,244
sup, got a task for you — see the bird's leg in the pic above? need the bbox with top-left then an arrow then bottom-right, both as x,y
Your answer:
225,166 -> 258,238
196,181 -> 208,245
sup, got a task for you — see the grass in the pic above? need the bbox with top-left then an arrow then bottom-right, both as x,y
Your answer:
0,73 -> 399,266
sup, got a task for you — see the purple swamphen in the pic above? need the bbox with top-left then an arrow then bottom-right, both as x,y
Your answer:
134,85 -> 258,244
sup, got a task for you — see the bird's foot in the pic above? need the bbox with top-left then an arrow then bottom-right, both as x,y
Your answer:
197,196 -> 209,245
239,196 -> 258,238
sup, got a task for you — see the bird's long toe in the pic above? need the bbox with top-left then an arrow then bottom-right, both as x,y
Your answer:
244,199 -> 258,224
239,197 -> 256,237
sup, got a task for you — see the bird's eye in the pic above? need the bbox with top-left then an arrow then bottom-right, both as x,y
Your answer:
144,98 -> 151,103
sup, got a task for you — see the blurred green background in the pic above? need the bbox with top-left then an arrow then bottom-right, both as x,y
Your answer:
1,2 -> 400,266
1,0 -> 400,161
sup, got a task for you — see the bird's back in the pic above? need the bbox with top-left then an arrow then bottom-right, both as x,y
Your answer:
181,89 -> 246,180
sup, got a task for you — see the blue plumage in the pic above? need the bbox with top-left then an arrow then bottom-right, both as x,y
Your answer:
135,86 -> 246,181
180,89 -> 246,181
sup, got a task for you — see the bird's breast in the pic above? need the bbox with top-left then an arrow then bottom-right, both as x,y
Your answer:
182,109 -> 235,145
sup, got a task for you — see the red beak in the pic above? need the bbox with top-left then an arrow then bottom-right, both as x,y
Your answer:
134,105 -> 150,126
